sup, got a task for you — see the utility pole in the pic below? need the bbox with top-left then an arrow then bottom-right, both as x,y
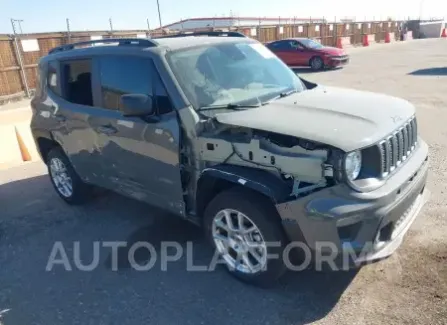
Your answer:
66,18 -> 71,43
156,0 -> 162,28
146,18 -> 151,38
419,0 -> 426,20
12,18 -> 24,34
10,18 -> 30,98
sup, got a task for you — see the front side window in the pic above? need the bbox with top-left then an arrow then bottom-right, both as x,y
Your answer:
60,59 -> 93,106
98,56 -> 173,114
298,39 -> 323,49
99,56 -> 153,111
167,41 -> 304,109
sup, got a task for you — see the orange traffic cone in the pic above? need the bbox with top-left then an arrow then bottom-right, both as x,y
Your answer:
441,28 -> 447,38
362,34 -> 369,46
14,126 -> 31,162
336,37 -> 343,48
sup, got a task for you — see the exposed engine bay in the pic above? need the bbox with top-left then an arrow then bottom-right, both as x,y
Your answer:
195,123 -> 337,201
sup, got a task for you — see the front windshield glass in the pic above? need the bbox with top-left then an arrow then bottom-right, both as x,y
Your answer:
166,41 -> 304,109
299,39 -> 324,49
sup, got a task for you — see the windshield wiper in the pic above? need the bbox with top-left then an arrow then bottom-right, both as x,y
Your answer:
197,103 -> 261,112
262,88 -> 299,105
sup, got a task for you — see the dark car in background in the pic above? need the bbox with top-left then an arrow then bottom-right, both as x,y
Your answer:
266,38 -> 349,70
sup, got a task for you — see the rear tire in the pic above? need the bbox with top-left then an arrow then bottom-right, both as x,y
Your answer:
47,147 -> 93,205
203,187 -> 288,287
310,56 -> 324,71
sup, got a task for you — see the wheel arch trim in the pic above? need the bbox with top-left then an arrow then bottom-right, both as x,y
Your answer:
197,164 -> 291,204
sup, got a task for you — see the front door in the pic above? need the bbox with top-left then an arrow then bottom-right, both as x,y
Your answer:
90,55 -> 184,215
294,41 -> 314,66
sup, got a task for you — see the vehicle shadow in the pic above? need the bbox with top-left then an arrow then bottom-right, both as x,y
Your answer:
292,67 -> 343,75
106,207 -> 357,325
292,67 -> 320,74
0,173 -> 357,325
408,67 -> 447,76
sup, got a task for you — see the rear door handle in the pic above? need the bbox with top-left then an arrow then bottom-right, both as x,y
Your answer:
97,125 -> 117,135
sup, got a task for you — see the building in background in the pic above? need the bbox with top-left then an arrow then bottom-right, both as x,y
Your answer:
159,16 -> 326,32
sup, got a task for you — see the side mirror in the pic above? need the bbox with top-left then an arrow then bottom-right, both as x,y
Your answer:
120,94 -> 154,117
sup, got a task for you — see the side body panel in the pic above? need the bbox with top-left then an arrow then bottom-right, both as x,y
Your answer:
90,53 -> 185,215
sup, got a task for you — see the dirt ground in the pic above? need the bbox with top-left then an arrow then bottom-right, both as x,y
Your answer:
0,39 -> 446,325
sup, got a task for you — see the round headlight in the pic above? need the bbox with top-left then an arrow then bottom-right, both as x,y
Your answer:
345,151 -> 362,181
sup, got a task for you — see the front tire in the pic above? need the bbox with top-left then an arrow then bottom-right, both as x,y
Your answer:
310,56 -> 324,71
47,147 -> 93,205
204,188 -> 288,287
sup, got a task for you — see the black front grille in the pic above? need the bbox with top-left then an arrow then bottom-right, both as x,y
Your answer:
378,117 -> 418,177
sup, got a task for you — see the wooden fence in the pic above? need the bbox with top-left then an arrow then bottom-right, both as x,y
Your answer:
0,21 -> 402,102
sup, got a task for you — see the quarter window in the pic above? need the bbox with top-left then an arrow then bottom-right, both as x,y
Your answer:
47,61 -> 60,96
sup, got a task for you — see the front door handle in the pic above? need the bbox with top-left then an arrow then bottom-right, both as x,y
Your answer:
97,125 -> 117,135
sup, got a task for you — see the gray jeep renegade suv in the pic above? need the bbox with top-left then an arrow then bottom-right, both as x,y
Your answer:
31,32 -> 429,286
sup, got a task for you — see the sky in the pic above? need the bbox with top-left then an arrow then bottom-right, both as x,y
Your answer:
1,0 -> 446,33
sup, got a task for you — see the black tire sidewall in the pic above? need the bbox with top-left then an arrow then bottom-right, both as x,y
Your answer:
203,188 -> 287,286
310,56 -> 324,70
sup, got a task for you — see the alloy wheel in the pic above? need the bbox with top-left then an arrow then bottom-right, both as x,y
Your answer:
49,157 -> 73,198
212,209 -> 268,274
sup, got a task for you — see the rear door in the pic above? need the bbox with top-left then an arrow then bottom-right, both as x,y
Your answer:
90,55 -> 184,214
47,58 -> 103,184
268,41 -> 293,65
267,40 -> 296,65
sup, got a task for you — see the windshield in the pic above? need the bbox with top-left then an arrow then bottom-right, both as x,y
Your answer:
299,39 -> 324,49
166,41 -> 304,109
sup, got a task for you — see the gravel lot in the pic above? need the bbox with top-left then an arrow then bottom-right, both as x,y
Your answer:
0,39 -> 446,325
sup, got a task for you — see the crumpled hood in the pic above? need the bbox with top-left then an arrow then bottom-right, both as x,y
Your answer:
214,86 -> 415,152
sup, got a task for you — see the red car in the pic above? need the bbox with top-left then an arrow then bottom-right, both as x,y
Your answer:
266,38 -> 349,71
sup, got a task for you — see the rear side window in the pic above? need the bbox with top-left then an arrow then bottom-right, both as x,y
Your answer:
98,56 -> 173,113
270,41 -> 294,50
60,59 -> 93,106
47,61 -> 60,96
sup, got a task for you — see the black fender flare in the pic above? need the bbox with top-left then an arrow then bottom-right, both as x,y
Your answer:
197,164 -> 291,204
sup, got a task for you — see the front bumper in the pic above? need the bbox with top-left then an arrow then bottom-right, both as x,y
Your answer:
326,56 -> 350,67
276,139 -> 429,269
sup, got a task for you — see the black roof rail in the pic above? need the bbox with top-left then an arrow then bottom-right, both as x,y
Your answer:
155,31 -> 247,39
48,38 -> 158,54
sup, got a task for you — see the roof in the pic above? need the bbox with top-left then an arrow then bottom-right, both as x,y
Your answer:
266,37 -> 311,43
154,36 -> 255,50
44,33 -> 256,59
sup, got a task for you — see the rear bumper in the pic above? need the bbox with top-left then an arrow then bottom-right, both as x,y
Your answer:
276,139 -> 429,269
